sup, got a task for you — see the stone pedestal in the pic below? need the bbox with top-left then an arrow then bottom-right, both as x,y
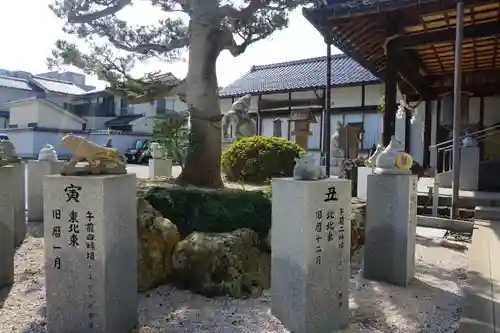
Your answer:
271,178 -> 351,332
43,174 -> 138,333
364,173 -> 418,287
0,166 -> 15,287
148,158 -> 172,179
356,166 -> 374,201
27,161 -> 65,222
12,163 -> 26,246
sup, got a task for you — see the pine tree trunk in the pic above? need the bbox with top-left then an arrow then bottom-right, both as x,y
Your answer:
177,5 -> 224,188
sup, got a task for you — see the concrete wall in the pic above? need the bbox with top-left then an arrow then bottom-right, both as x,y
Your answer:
0,127 -> 151,159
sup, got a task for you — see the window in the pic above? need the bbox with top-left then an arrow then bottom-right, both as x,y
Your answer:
156,99 -> 166,115
120,98 -> 128,115
27,122 -> 37,128
9,124 -> 18,128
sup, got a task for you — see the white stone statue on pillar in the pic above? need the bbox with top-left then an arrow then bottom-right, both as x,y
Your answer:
364,144 -> 385,167
148,142 -> 172,179
38,144 -> 59,161
375,135 -> 411,174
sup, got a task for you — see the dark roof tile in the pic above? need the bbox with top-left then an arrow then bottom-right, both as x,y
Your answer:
219,54 -> 379,97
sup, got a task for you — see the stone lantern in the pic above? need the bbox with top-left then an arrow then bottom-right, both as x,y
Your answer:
290,109 -> 317,149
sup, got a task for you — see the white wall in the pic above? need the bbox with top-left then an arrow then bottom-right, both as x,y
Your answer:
131,101 -> 155,117
0,86 -> 38,111
484,95 -> 500,126
9,100 -> 84,130
409,102 -> 426,165
86,116 -> 114,130
131,117 -> 154,133
330,86 -> 362,108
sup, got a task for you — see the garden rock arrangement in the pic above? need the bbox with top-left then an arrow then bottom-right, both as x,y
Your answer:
171,228 -> 270,298
137,198 -> 180,292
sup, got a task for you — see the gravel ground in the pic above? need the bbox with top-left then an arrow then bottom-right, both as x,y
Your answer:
1,222 -> 468,333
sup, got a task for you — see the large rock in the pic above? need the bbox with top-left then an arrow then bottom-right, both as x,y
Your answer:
137,198 -> 180,292
171,228 -> 270,298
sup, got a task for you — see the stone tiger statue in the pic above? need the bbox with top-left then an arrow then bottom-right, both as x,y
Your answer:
60,134 -> 127,175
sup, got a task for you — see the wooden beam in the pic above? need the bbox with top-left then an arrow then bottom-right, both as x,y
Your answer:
258,98 -> 323,111
390,20 -> 500,49
392,48 -> 434,99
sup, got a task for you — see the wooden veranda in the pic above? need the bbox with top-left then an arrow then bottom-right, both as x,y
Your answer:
304,0 -> 500,216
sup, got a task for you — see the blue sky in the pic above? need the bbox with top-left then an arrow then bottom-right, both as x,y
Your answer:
0,0 -> 340,89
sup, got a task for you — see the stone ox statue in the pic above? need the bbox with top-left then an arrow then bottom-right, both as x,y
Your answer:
59,134 -> 127,176
221,94 -> 257,139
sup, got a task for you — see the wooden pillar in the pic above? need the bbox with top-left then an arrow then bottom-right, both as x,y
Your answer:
451,0 -> 465,218
383,45 -> 397,146
423,100 -> 432,169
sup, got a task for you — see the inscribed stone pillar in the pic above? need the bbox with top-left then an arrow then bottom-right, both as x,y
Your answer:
27,160 -> 65,222
0,165 -> 15,287
148,158 -> 172,179
364,173 -> 418,287
43,174 -> 138,333
271,178 -> 351,332
12,163 -> 26,246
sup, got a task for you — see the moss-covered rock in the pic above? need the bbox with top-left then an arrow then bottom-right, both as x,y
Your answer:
137,198 -> 180,292
171,228 -> 270,298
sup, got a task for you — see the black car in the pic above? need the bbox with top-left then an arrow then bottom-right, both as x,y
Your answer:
124,139 -> 150,164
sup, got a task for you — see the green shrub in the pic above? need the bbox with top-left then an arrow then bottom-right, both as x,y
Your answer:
143,186 -> 272,238
221,136 -> 305,183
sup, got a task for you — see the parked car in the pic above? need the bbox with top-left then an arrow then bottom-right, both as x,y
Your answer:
124,139 -> 150,164
0,134 -> 9,140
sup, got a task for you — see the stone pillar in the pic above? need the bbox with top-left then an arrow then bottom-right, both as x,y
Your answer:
271,178 -> 351,332
43,174 -> 138,333
364,173 -> 418,286
356,166 -> 374,201
27,160 -> 65,222
0,165 -> 15,287
12,163 -> 26,246
148,158 -> 172,179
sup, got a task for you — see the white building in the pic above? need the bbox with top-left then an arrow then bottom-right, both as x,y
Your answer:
219,55 -> 419,163
0,71 -> 187,158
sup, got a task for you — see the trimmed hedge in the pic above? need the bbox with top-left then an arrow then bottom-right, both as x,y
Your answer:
143,186 -> 272,238
221,136 -> 304,183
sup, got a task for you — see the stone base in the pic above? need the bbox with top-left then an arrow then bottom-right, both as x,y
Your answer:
0,166 -> 15,287
364,173 -> 418,287
148,158 -> 172,179
374,167 -> 411,175
12,163 -> 26,247
271,177 -> 351,332
27,161 -> 65,222
43,174 -> 138,333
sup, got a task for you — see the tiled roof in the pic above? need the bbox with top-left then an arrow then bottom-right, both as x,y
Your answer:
104,114 -> 143,127
310,0 -> 437,17
219,54 -> 379,97
31,76 -> 88,95
0,76 -> 33,91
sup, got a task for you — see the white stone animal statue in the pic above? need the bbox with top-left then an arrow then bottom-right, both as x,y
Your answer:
59,134 -> 127,176
0,139 -> 22,166
330,120 -> 344,157
38,144 -> 59,161
221,94 -> 257,139
375,135 -> 408,173
364,144 -> 385,167
293,154 -> 326,180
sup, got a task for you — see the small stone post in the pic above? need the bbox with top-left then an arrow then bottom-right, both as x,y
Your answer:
0,165 -> 15,287
43,174 -> 138,332
271,177 -> 351,332
12,162 -> 26,246
364,138 -> 417,286
148,143 -> 172,180
27,145 -> 65,222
